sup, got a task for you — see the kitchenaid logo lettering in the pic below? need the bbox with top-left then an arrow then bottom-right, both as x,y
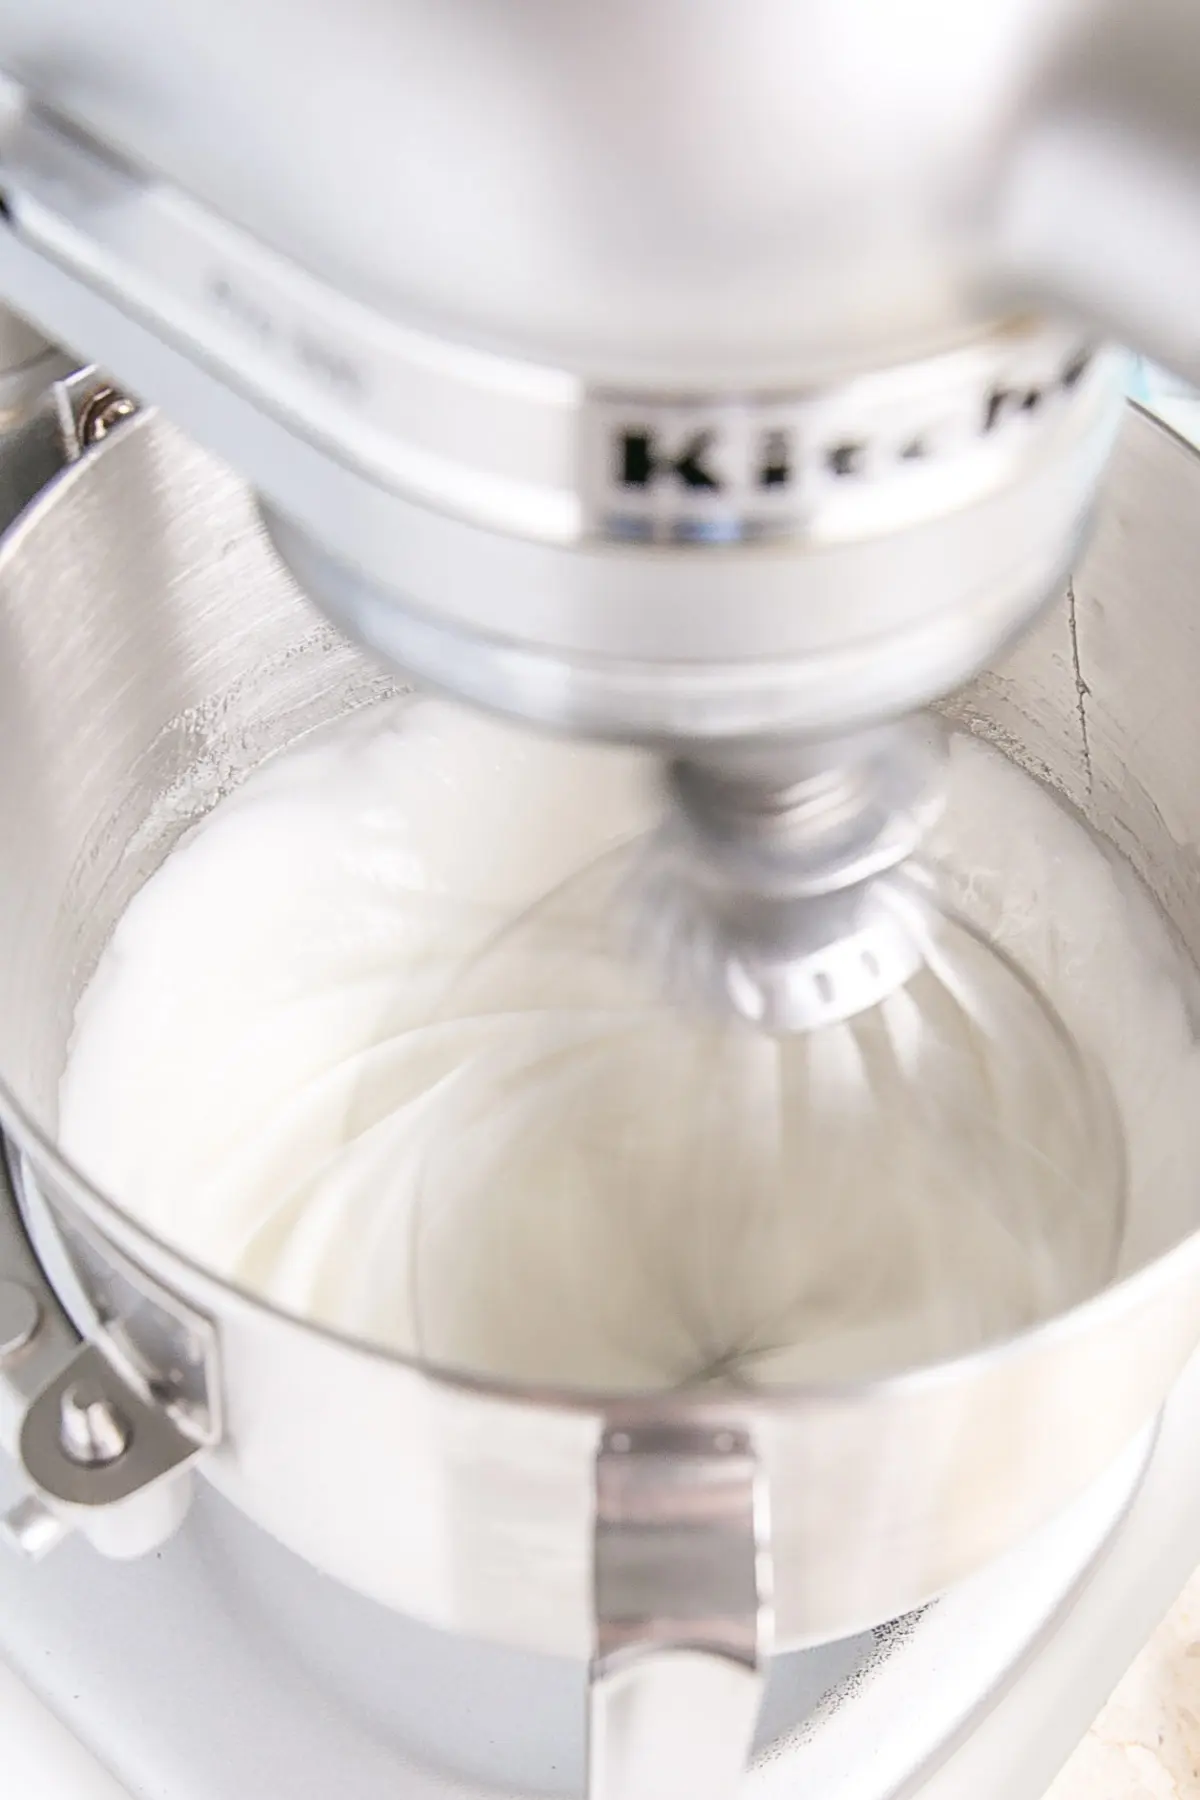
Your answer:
589,344 -> 1096,537
981,347 -> 1092,432
619,426 -> 720,490
615,424 -> 794,494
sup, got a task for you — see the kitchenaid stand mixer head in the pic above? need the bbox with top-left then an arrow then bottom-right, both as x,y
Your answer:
0,2 -> 1171,1022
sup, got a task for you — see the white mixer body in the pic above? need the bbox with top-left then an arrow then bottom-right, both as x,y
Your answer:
0,0 -> 1123,378
0,2 -> 1196,747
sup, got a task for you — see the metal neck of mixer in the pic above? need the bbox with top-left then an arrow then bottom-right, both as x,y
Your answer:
633,720 -> 947,1032
665,724 -> 947,900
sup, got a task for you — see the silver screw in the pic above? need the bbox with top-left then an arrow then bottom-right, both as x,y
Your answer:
1,1493 -> 67,1560
0,1279 -> 40,1363
58,1376 -> 131,1466
77,387 -> 136,447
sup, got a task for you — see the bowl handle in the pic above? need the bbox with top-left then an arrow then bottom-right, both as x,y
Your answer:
0,1145 -> 198,1559
589,1419 -> 772,1800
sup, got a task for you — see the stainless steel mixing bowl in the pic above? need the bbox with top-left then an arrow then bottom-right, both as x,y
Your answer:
0,398 -> 1198,1798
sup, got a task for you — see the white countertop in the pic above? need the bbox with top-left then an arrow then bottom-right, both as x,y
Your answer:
1048,1567 -> 1200,1799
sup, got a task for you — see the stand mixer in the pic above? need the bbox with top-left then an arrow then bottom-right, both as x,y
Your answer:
0,4 -> 1200,1797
